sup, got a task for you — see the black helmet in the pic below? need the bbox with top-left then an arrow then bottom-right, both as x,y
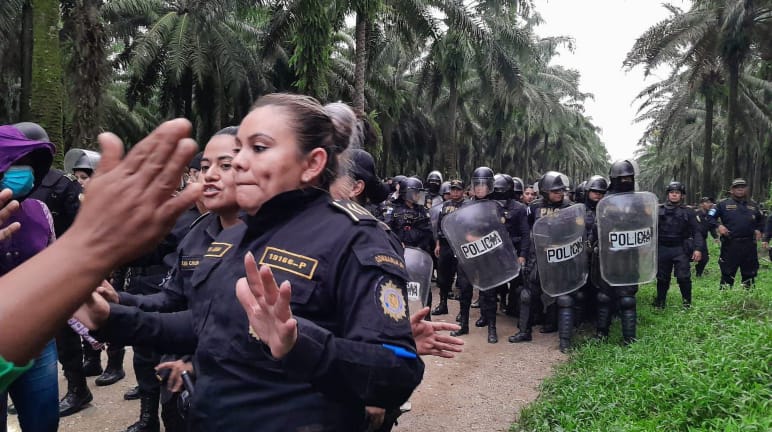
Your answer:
391,175 -> 407,193
609,159 -> 638,179
399,176 -> 425,203
666,181 -> 686,195
439,181 -> 451,196
586,175 -> 609,193
426,170 -> 443,194
492,174 -> 512,200
13,122 -> 50,142
537,171 -> 570,199
511,176 -> 524,194
574,181 -> 587,203
471,166 -> 494,197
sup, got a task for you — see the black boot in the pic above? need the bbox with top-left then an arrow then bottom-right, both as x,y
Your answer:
431,293 -> 448,316
596,292 -> 611,340
82,344 -> 103,377
620,295 -> 637,345
653,279 -> 668,309
487,320 -> 498,344
455,313 -> 461,323
451,308 -> 469,336
59,371 -> 93,417
507,331 -> 531,343
475,316 -> 488,327
96,347 -> 126,386
124,385 -> 141,401
125,394 -> 161,432
557,296 -> 574,353
677,278 -> 692,308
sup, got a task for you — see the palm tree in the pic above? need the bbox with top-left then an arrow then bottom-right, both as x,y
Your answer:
30,0 -> 64,149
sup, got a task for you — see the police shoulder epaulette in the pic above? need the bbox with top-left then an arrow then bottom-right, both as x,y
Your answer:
64,173 -> 78,182
189,211 -> 212,229
330,199 -> 376,223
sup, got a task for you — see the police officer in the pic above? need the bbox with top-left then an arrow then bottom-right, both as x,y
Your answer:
14,123 -> 94,416
763,211 -> 772,262
580,176 -> 608,328
595,160 -> 640,344
511,176 -> 525,202
574,181 -> 587,204
425,170 -> 443,208
491,174 -> 529,315
709,178 -> 765,289
655,182 -> 703,308
387,177 -> 433,254
695,197 -> 719,277
509,171 -> 572,345
439,181 -> 451,202
432,180 -> 466,318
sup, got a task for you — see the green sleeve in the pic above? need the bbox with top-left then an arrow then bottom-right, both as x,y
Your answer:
0,356 -> 34,392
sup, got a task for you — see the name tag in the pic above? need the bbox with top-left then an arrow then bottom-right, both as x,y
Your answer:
609,227 -> 652,250
460,230 -> 503,259
546,236 -> 584,263
406,282 -> 421,301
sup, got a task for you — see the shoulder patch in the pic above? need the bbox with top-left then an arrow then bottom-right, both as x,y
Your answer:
708,208 -> 717,217
204,242 -> 233,258
64,173 -> 78,182
330,199 -> 376,223
378,278 -> 407,322
259,247 -> 318,279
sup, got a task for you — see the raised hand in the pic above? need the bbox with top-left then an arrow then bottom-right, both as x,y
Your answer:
410,307 -> 465,358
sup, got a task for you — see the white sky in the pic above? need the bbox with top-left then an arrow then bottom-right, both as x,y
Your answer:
532,0 -> 686,161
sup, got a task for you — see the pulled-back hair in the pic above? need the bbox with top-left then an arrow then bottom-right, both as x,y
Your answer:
214,126 -> 239,136
251,94 -> 351,189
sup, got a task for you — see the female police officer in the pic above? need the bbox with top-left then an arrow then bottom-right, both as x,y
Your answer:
80,94 -> 423,431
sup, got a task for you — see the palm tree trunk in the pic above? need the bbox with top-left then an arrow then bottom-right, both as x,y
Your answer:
353,11 -> 367,116
19,0 -> 32,121
686,141 -> 692,202
30,0 -> 63,152
444,81 -> 459,177
702,92 -> 714,198
724,61 -> 740,183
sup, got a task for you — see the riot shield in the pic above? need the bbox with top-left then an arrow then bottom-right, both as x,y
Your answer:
429,203 -> 442,238
597,192 -> 658,286
532,204 -> 588,297
440,200 -> 520,290
64,149 -> 101,173
403,246 -> 433,314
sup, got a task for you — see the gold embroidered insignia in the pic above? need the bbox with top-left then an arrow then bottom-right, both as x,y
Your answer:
380,280 -> 407,321
204,242 -> 233,258
374,254 -> 405,270
259,247 -> 318,279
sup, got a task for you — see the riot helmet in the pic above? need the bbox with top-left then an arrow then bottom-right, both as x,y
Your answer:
609,159 -> 638,193
399,176 -> 426,205
64,149 -> 101,175
492,173 -> 512,198
13,122 -> 50,142
471,166 -> 494,198
586,175 -> 609,193
439,181 -> 451,197
574,180 -> 587,203
391,175 -> 407,193
537,171 -> 570,200
665,181 -> 685,194
426,170 -> 443,194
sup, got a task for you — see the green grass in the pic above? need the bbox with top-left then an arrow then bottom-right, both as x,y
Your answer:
512,244 -> 772,432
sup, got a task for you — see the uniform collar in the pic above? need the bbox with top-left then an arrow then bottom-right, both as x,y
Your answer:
244,188 -> 326,236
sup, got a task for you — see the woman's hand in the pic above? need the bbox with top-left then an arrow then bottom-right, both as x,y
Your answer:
0,188 -> 21,241
235,252 -> 298,359
410,307 -> 464,358
73,290 -> 111,330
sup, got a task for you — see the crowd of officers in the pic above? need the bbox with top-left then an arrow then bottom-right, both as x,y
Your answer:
4,116 -> 767,432
379,163 -> 767,354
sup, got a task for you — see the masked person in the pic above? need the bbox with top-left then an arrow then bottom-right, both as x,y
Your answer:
0,125 -> 59,432
654,182 -> 703,308
509,171 -> 572,347
491,174 -> 529,316
708,178 -> 764,289
432,180 -> 466,317
580,176 -> 608,327
425,171 -> 443,209
78,94 -> 424,431
694,197 -> 719,277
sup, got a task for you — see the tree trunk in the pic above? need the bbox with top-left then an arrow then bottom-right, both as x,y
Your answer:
353,11 -> 367,116
702,92 -> 714,198
444,81 -> 459,178
686,141 -> 692,203
19,0 -> 33,121
724,61 -> 740,184
30,0 -> 64,155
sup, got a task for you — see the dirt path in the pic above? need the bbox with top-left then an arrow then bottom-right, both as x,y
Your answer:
8,287 -> 565,432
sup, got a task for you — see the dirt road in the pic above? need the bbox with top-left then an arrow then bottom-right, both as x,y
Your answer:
8,289 -> 565,432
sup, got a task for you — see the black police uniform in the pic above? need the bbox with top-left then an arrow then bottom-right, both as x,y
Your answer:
694,207 -> 718,277
432,196 -> 466,317
709,197 -> 764,287
28,169 -> 98,414
387,200 -> 433,253
655,202 -> 703,307
509,197 -> 572,342
498,197 -> 530,315
579,195 -> 602,327
96,190 -> 424,431
764,214 -> 772,261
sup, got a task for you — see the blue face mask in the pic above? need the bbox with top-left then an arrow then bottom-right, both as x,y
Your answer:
1,165 -> 35,198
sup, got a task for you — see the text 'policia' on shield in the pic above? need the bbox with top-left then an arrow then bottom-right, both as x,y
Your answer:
460,231 -> 503,259
609,227 -> 653,251
546,236 -> 584,263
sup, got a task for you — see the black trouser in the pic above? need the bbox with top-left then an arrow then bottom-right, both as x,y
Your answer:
596,284 -> 638,343
56,324 -> 86,390
656,244 -> 692,305
517,263 -> 544,334
456,269 -> 473,326
436,239 -> 457,297
695,239 -> 710,276
479,287 -> 499,325
719,237 -> 759,287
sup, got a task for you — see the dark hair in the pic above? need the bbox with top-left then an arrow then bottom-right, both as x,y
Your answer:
251,94 -> 350,189
214,126 -> 239,136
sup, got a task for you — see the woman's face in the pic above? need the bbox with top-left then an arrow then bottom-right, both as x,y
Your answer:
73,170 -> 90,186
200,135 -> 238,213
233,106 -> 318,214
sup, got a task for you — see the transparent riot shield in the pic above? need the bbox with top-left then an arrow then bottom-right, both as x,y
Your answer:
403,246 -> 433,314
440,200 -> 520,291
597,192 -> 658,286
429,203 -> 442,238
532,204 -> 589,297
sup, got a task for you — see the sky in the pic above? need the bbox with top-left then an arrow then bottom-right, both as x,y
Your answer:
531,0 -> 687,161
